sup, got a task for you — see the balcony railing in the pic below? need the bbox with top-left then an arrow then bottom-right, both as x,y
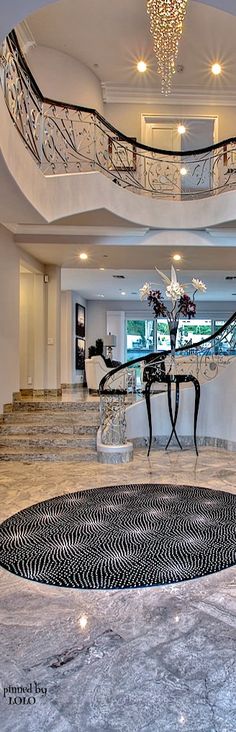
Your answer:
2,31 -> 236,200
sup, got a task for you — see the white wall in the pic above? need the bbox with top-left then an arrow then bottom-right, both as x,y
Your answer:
105,103 -> 236,144
20,273 -> 34,389
47,265 -> 61,390
107,311 -> 125,362
20,271 -> 47,390
20,264 -> 61,392
28,45 -> 104,114
0,225 -> 20,412
61,291 -> 72,385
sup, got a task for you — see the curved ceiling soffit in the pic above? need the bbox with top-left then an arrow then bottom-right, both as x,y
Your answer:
1,0 -> 236,43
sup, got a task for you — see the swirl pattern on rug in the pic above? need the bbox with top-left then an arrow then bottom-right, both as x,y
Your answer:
0,483 -> 235,589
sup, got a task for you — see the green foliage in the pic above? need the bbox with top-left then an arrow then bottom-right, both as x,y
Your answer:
127,320 -> 146,337
156,322 -> 169,334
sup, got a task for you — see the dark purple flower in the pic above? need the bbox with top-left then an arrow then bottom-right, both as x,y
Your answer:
147,290 -> 168,318
178,294 -> 196,318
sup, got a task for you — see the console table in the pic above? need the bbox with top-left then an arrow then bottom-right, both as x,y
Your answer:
144,369 -> 200,457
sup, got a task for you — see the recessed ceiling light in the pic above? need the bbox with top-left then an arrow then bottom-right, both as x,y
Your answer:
177,124 -> 186,135
137,60 -> 147,73
180,167 -> 188,176
211,62 -> 221,76
99,267 -> 105,271
121,291 -> 126,296
79,252 -> 88,260
173,254 -> 181,261
97,293 -> 105,298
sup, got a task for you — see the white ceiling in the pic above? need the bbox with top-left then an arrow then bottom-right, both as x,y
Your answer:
17,236 -> 236,300
26,0 -> 236,95
60,268 -> 236,301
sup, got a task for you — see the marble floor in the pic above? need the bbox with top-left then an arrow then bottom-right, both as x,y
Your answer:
0,447 -> 236,732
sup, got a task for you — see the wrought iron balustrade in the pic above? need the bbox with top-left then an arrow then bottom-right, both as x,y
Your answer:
2,31 -> 236,199
99,312 -> 236,448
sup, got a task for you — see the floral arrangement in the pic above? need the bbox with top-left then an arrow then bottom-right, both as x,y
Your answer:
140,266 -> 206,320
140,266 -> 207,355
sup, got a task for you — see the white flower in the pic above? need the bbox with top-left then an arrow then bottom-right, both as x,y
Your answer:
139,282 -> 151,300
166,282 -> 185,300
192,278 -> 207,292
155,267 -> 172,286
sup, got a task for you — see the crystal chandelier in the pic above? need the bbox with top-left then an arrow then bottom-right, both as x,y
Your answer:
147,0 -> 188,95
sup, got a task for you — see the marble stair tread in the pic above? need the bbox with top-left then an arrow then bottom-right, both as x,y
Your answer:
10,401 -> 100,412
0,445 -> 97,462
2,412 -> 100,424
0,434 -> 97,448
0,422 -> 99,435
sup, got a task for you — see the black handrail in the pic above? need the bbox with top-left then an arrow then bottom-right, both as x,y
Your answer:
8,30 -> 236,159
99,310 -> 236,392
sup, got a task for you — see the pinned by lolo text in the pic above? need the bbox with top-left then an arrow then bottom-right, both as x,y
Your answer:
3,682 -> 47,705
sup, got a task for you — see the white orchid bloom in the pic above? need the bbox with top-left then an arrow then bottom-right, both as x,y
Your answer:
155,265 -> 185,302
192,278 -> 207,292
155,265 -> 181,287
139,282 -> 151,300
166,282 -> 185,300
155,267 -> 172,286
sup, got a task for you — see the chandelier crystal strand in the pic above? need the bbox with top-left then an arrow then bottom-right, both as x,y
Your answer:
147,0 -> 188,95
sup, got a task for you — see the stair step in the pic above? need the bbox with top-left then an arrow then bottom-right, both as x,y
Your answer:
0,446 -> 97,462
0,423 -> 99,435
10,400 -> 99,413
0,434 -> 97,449
2,411 -> 99,424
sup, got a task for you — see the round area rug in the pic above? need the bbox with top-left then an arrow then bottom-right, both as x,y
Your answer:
0,484 -> 235,590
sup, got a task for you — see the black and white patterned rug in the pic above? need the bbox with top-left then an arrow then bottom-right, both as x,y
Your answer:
0,483 -> 235,589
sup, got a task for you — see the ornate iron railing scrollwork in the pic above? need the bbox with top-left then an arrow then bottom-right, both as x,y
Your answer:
2,31 -> 236,198
99,312 -> 236,448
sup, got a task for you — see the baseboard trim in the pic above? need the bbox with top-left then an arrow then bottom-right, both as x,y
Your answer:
131,435 -> 236,452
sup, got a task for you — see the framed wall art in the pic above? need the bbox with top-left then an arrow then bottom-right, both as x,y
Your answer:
76,303 -> 85,338
75,337 -> 85,371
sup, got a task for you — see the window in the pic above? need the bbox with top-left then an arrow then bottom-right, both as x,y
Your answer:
214,320 -> 236,356
126,320 -> 154,361
125,318 -> 235,361
177,320 -> 212,351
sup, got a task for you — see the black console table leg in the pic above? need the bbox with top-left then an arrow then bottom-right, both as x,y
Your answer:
166,380 -> 182,451
192,378 -> 200,456
145,383 -> 153,457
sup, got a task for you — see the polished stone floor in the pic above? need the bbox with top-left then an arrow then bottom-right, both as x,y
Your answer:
0,447 -> 236,731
